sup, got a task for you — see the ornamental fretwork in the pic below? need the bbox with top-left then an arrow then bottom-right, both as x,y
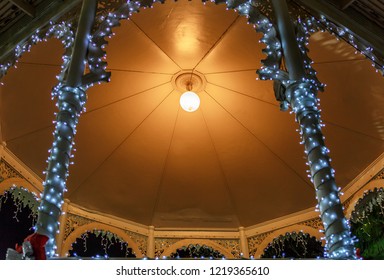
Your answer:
0,159 -> 22,182
248,232 -> 271,257
155,238 -> 181,258
63,213 -> 93,242
299,218 -> 324,230
123,230 -> 148,257
212,239 -> 241,258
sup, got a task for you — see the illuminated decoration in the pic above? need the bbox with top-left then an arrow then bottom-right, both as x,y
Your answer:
350,188 -> 384,259
0,187 -> 38,259
2,0 -> 381,259
69,230 -> 136,259
31,0 -> 97,259
0,186 -> 39,222
268,0 -> 355,259
34,86 -> 87,258
170,244 -> 225,259
301,16 -> 384,75
0,23 -> 75,84
261,232 -> 324,259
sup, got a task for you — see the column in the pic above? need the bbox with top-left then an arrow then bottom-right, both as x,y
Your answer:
147,226 -> 155,258
239,227 -> 249,258
34,0 -> 98,258
35,86 -> 86,256
270,0 -> 355,259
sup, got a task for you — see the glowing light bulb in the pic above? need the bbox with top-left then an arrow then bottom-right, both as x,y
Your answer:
180,91 -> 200,112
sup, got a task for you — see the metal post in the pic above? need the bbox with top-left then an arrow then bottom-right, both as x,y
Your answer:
271,0 -> 306,80
34,0 -> 97,258
66,0 -> 98,87
271,0 -> 355,259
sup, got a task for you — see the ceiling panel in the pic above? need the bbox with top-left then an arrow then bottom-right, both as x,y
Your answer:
130,0 -> 239,69
67,82 -> 174,196
196,16 -> 264,73
205,70 -> 277,105
309,31 -> 364,63
199,92 -> 316,226
68,91 -> 179,225
315,59 -> 384,141
107,19 -> 180,73
1,60 -> 59,142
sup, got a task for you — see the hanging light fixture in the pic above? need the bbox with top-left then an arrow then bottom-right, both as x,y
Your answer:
179,81 -> 200,112
172,70 -> 206,113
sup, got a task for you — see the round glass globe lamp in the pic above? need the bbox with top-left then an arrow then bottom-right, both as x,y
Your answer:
180,91 -> 200,112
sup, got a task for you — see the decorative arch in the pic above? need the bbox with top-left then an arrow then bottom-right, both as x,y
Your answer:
161,238 -> 234,259
86,0 -> 283,87
0,178 -> 41,196
254,225 -> 324,259
301,16 -> 384,75
345,179 -> 384,219
0,23 -> 74,82
61,222 -> 142,258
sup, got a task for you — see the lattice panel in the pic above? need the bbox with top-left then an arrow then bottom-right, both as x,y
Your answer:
299,218 -> 324,230
212,239 -> 241,259
63,213 -> 93,241
155,238 -> 182,258
0,159 -> 23,182
248,232 -> 271,257
124,230 -> 148,257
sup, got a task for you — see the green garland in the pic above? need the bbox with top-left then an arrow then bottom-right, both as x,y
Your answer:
351,188 -> 384,259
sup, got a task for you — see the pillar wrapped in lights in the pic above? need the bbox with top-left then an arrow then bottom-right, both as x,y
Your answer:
270,0 -> 355,259
33,0 -> 97,258
35,86 -> 86,256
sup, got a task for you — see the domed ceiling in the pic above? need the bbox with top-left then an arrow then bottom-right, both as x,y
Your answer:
1,0 -> 383,229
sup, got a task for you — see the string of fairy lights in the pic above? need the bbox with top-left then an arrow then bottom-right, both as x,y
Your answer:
0,0 -> 382,259
302,15 -> 384,76
0,23 -> 75,84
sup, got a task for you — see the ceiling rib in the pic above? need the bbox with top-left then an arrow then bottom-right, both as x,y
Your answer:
8,0 -> 35,17
5,81 -> 172,143
294,0 -> 384,58
130,19 -> 183,70
322,119 -> 384,141
84,80 -> 171,115
340,0 -> 356,9
149,106 -> 180,225
204,68 -> 258,75
67,89 -> 175,198
207,81 -> 279,108
200,106 -> 241,226
106,67 -> 175,75
204,89 -> 312,188
0,0 -> 82,62
192,15 -> 240,71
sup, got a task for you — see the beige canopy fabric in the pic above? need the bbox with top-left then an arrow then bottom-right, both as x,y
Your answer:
1,1 -> 383,229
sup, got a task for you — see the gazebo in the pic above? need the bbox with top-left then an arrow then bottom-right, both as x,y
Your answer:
0,0 -> 383,260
